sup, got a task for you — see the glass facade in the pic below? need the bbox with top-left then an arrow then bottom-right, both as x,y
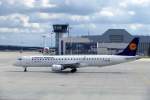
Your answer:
109,35 -> 124,43
65,42 -> 97,54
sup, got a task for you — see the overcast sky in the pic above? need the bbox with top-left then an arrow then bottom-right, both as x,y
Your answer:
0,0 -> 150,47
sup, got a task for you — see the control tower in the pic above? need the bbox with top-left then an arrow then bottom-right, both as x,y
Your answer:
53,24 -> 69,55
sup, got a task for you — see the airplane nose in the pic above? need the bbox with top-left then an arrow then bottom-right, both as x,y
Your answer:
14,57 -> 23,66
13,62 -> 19,66
13,60 -> 21,66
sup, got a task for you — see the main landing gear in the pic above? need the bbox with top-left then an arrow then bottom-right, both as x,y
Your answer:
71,68 -> 77,73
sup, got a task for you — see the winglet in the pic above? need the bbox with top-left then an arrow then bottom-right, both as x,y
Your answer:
117,37 -> 139,56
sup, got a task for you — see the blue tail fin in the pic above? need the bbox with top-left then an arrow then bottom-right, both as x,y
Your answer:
117,37 -> 139,56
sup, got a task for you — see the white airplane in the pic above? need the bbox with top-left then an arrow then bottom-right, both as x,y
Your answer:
14,38 -> 140,73
41,47 -> 49,54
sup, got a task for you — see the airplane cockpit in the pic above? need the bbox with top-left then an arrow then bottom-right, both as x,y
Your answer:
17,58 -> 22,61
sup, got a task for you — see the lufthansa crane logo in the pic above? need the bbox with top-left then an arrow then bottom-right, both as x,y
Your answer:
129,43 -> 137,50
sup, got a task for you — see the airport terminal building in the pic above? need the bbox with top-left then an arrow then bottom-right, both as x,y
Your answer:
59,29 -> 150,56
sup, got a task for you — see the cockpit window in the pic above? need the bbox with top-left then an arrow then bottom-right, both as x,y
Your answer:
18,58 -> 22,60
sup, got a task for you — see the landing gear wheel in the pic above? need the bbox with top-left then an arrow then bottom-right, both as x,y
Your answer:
24,67 -> 27,72
71,68 -> 77,73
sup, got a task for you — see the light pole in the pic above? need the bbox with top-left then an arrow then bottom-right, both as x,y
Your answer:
42,35 -> 46,48
68,26 -> 72,54
50,32 -> 53,48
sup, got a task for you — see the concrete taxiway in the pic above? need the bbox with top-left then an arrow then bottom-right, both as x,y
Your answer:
0,52 -> 150,100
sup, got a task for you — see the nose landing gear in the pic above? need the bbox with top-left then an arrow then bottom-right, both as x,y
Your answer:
24,67 -> 27,72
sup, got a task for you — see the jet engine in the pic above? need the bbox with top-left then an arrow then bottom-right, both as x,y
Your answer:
51,65 -> 64,72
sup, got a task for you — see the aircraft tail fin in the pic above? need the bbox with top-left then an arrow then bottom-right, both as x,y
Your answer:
117,37 -> 139,56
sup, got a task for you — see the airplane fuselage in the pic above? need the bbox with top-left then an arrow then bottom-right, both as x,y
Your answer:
15,55 -> 138,68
